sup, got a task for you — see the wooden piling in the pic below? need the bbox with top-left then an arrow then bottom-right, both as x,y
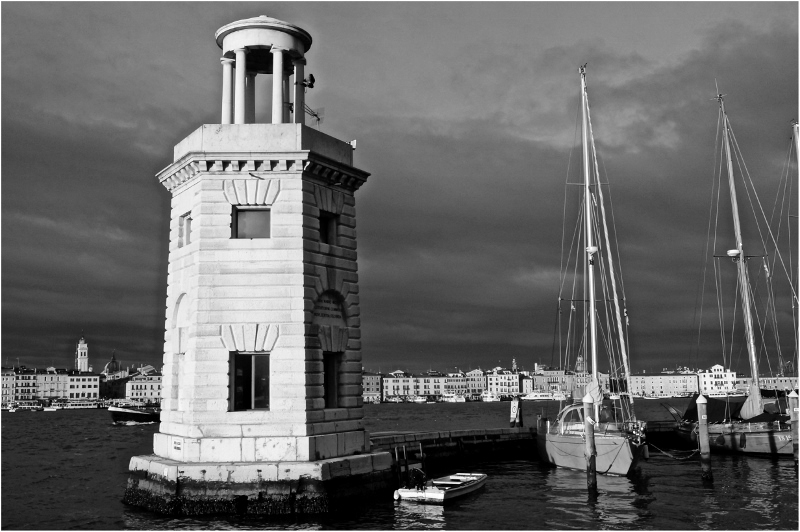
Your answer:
789,390 -> 798,469
582,394 -> 597,493
402,445 -> 409,486
394,446 -> 402,487
696,394 -> 713,482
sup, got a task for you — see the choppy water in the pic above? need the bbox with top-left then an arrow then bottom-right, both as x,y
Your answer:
2,401 -> 797,530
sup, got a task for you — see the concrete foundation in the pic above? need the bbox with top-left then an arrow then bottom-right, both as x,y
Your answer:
123,451 -> 394,516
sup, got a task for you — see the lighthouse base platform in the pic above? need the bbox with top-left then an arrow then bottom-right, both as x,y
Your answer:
122,452 -> 395,516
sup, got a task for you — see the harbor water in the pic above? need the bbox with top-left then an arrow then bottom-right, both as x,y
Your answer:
2,400 -> 797,530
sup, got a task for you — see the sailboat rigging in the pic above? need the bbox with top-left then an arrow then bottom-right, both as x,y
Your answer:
536,66 -> 647,476
675,91 -> 796,455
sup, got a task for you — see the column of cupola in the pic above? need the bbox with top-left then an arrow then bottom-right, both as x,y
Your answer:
219,45 -> 306,125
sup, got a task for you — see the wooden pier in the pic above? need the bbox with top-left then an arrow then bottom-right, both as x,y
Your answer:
370,422 -> 681,474
371,427 -> 537,475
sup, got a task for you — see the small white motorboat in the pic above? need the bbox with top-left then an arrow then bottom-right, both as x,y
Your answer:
393,472 -> 487,504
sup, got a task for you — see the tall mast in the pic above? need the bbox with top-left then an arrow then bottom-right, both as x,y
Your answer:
581,66 -> 599,389
717,94 -> 761,407
794,121 -> 800,381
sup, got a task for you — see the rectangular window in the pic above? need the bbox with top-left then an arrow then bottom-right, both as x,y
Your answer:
323,352 -> 341,408
229,353 -> 270,411
318,211 -> 338,245
232,207 -> 270,239
179,212 -> 192,247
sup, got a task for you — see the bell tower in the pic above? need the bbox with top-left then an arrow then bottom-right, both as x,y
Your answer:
125,16 -> 392,515
75,335 -> 89,372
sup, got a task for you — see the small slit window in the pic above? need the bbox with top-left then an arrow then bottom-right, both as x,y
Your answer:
178,212 -> 192,247
233,207 -> 270,239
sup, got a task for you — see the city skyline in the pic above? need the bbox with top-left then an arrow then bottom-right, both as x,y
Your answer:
2,3 -> 798,375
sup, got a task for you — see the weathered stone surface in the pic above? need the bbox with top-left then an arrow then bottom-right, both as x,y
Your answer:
122,455 -> 393,516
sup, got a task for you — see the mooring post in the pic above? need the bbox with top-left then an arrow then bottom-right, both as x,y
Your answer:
582,393 -> 597,493
696,394 -> 713,482
789,390 -> 798,469
510,398 -> 522,428
394,446 -> 402,487
402,445 -> 409,486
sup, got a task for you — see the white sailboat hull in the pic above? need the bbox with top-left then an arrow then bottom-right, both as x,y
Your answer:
537,429 -> 642,476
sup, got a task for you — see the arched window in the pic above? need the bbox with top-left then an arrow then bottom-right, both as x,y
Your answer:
173,294 -> 190,354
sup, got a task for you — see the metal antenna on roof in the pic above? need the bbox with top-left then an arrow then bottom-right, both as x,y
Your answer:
304,103 -> 324,129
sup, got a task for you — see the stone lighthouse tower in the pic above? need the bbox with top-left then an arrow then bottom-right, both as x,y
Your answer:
124,16 -> 392,515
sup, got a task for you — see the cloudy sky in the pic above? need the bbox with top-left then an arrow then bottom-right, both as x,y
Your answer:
2,2 -> 797,376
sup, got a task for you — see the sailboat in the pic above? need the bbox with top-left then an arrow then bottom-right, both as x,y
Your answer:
674,92 -> 796,455
536,66 -> 647,476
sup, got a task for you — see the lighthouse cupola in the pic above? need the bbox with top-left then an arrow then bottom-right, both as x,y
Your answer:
215,15 -> 313,125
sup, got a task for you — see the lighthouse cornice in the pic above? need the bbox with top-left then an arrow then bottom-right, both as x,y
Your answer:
158,150 -> 369,194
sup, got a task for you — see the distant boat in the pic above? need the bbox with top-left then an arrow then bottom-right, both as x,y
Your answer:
109,405 -> 160,424
551,392 -> 568,401
479,391 -> 500,402
55,400 -> 104,410
409,396 -> 427,404
9,402 -> 43,412
706,391 -> 746,398
521,391 -> 554,401
441,393 -> 466,403
393,472 -> 487,504
537,66 -> 647,476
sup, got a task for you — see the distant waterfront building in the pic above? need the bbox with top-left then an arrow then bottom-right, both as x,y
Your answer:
383,370 -> 414,399
486,368 -> 521,397
418,370 -> 446,398
444,371 -> 468,396
521,375 -> 534,394
629,372 -> 699,397
14,367 -> 37,402
697,364 -> 738,395
759,375 -> 798,391
542,368 -> 568,393
125,371 -> 162,404
75,335 -> 90,372
362,371 -> 382,403
572,371 -> 592,394
531,373 -> 549,391
465,368 -> 486,396
2,367 -> 14,407
36,367 -> 70,400
68,371 -> 100,400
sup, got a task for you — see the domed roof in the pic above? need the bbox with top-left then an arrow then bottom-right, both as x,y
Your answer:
215,15 -> 312,51
103,352 -> 121,374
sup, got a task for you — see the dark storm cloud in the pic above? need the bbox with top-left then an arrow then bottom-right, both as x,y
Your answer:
1,3 -> 796,376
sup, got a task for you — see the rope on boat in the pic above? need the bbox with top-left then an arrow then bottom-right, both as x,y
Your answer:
647,442 -> 700,461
